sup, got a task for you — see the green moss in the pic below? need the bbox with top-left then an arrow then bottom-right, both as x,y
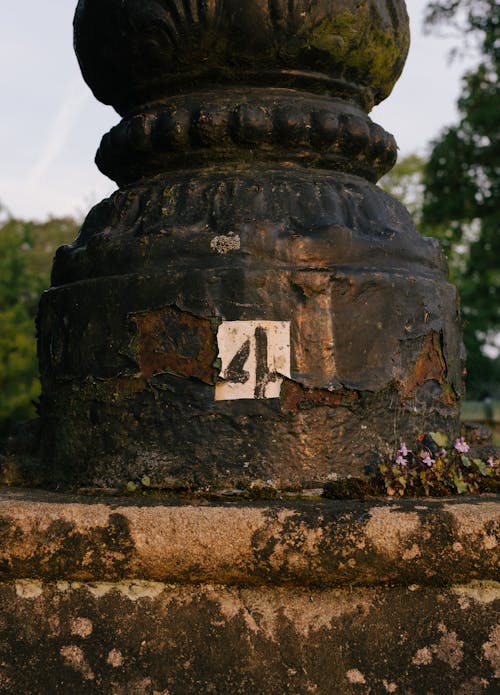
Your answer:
307,12 -> 361,60
302,5 -> 408,101
323,477 -> 381,499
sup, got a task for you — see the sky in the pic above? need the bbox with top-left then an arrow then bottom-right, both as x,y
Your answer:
0,0 -> 476,222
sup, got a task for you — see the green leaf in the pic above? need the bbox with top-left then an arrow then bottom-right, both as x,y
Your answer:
141,475 -> 151,487
473,459 -> 488,476
428,431 -> 449,448
461,456 -> 471,468
453,475 -> 469,495
126,481 -> 137,492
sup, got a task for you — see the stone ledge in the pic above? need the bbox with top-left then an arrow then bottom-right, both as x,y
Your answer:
0,489 -> 498,587
1,580 -> 499,694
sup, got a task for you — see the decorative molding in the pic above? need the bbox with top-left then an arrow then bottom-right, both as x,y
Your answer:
74,0 -> 410,114
96,90 -> 398,184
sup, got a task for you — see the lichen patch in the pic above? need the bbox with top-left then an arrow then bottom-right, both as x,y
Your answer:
346,668 -> 366,684
412,647 -> 433,666
433,625 -> 464,669
482,624 -> 500,678
71,617 -> 93,638
107,649 -> 124,668
453,582 -> 500,605
443,502 -> 500,540
210,233 -> 241,254
60,645 -> 94,681
15,580 -> 43,599
364,507 -> 420,557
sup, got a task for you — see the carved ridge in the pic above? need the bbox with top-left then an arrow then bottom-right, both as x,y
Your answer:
96,91 -> 398,185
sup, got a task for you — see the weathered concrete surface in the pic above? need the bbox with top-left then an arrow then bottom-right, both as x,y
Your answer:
0,491 -> 498,693
0,582 -> 498,694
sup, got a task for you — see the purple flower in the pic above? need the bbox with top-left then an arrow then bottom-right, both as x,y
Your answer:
422,453 -> 434,467
398,442 -> 409,457
487,456 -> 494,467
453,437 -> 470,453
439,448 -> 447,457
395,454 -> 407,466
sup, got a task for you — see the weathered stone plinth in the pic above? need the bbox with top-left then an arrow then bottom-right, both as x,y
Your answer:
37,0 -> 463,490
0,490 -> 498,693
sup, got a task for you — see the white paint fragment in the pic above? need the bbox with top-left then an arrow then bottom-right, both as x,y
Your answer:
215,320 -> 291,401
210,233 -> 241,254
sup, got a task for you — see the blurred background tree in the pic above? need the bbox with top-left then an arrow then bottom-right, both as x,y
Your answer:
383,0 -> 500,399
0,208 -> 78,432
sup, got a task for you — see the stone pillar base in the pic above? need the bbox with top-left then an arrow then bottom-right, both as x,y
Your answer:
0,490 -> 498,693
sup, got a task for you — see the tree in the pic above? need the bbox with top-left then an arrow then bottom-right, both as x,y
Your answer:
0,214 -> 78,430
422,0 -> 500,398
381,154 -> 471,285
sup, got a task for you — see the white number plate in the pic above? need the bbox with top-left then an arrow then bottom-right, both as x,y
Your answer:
215,321 -> 291,401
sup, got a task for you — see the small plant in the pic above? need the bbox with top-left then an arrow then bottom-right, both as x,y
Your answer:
378,432 -> 498,497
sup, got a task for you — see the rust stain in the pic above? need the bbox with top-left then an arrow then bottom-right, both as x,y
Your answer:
282,379 -> 358,414
131,305 -> 218,383
401,332 -> 447,396
112,376 -> 148,402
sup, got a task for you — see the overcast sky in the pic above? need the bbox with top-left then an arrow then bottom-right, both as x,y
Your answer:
0,0 -> 475,222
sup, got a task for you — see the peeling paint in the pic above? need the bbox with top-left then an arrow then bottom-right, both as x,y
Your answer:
281,379 -> 358,413
401,331 -> 448,396
131,305 -> 218,383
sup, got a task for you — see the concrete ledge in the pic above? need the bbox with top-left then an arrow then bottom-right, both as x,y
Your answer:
0,489 -> 498,586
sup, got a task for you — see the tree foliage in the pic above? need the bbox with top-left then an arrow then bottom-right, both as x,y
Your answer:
0,213 -> 78,430
422,0 -> 500,398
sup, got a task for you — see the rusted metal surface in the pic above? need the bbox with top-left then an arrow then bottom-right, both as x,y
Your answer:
131,305 -> 218,384
281,380 -> 359,414
401,331 -> 448,397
